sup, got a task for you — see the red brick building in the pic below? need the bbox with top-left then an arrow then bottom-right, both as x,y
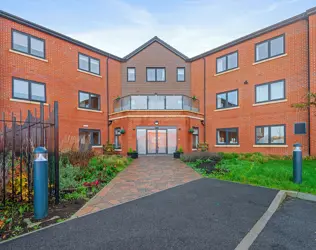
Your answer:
1,7 -> 316,156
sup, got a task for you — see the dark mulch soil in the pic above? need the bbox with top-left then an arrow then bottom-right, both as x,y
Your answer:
196,161 -> 229,174
0,199 -> 85,242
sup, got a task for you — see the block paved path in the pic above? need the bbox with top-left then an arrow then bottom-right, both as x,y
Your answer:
75,156 -> 201,217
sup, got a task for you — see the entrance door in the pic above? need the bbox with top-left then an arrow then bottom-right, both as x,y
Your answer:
136,127 -> 176,155
146,129 -> 167,154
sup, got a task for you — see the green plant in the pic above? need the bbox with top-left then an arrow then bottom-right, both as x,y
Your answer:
188,128 -> 194,133
120,128 -> 125,134
181,152 -> 222,162
192,95 -> 197,101
197,142 -> 209,152
177,146 -> 184,153
103,143 -> 115,155
57,218 -> 66,223
60,150 -> 95,167
60,162 -> 81,190
128,148 -> 133,153
115,96 -> 121,101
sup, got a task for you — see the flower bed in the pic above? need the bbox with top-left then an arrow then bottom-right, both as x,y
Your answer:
0,152 -> 132,241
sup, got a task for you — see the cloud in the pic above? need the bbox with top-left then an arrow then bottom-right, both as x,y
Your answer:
67,0 -> 301,58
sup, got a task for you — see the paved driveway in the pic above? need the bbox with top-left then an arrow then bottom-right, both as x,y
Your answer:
2,178 -> 278,250
76,156 -> 201,217
251,198 -> 316,250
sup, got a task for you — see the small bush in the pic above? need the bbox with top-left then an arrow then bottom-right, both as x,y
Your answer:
181,152 -> 222,162
60,150 -> 95,167
59,162 -> 81,190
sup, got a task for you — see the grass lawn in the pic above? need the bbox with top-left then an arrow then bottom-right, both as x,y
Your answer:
186,153 -> 316,194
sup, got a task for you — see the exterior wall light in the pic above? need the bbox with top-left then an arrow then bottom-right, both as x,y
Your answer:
154,121 -> 159,125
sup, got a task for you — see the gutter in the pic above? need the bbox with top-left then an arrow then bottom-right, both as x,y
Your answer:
203,57 -> 206,143
106,57 -> 110,143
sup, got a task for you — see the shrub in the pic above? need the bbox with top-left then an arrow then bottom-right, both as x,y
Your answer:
181,152 -> 222,162
60,150 -> 95,167
59,162 -> 81,190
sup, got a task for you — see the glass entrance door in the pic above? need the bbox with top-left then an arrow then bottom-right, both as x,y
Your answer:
157,130 -> 167,154
146,129 -> 167,154
137,127 -> 176,155
147,129 -> 157,154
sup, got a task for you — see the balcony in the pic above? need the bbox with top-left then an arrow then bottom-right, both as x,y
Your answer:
113,94 -> 200,112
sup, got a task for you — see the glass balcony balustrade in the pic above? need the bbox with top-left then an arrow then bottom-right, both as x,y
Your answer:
113,94 -> 199,112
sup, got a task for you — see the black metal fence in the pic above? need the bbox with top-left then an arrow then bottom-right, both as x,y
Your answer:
0,101 -> 59,206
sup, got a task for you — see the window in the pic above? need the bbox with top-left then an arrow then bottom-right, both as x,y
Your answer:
79,91 -> 100,110
12,30 -> 45,58
79,129 -> 101,150
12,78 -> 46,102
78,53 -> 100,75
255,35 -> 285,62
192,127 -> 199,149
256,125 -> 285,144
127,68 -> 136,82
217,128 -> 238,145
114,128 -> 121,149
177,68 -> 185,82
216,89 -> 238,109
216,51 -> 238,73
146,68 -> 166,82
255,80 -> 285,103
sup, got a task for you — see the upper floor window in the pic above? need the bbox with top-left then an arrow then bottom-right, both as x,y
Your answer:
216,51 -> 238,74
177,67 -> 185,82
217,128 -> 238,145
146,68 -> 166,82
78,53 -> 100,75
12,30 -> 45,59
255,80 -> 285,103
127,67 -> 136,82
12,77 -> 46,102
79,91 -> 100,110
216,89 -> 238,109
255,125 -> 285,145
255,35 -> 285,62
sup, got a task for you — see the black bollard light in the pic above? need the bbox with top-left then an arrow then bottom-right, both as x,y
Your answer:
293,143 -> 302,184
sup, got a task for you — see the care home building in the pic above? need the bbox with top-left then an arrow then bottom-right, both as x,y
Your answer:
1,7 -> 316,156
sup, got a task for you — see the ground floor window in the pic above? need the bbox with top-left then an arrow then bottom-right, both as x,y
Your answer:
255,125 -> 285,144
217,128 -> 238,145
79,129 -> 101,150
114,128 -> 121,149
192,127 -> 199,149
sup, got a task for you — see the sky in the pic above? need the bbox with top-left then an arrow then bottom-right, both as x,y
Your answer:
1,0 -> 315,58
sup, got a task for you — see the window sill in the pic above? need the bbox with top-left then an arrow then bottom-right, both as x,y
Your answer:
214,67 -> 240,76
253,53 -> 287,65
214,145 -> 240,147
214,106 -> 240,112
9,49 -> 48,62
92,145 -> 103,148
77,69 -> 102,78
10,98 -> 48,106
253,99 -> 287,106
192,148 -> 198,151
114,149 -> 122,152
253,145 -> 288,148
77,108 -> 103,113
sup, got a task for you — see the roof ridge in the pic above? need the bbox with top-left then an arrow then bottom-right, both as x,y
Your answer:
123,36 -> 189,61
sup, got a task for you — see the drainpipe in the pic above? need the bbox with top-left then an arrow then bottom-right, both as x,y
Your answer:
202,57 -> 206,143
307,17 -> 311,156
106,57 -> 110,143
